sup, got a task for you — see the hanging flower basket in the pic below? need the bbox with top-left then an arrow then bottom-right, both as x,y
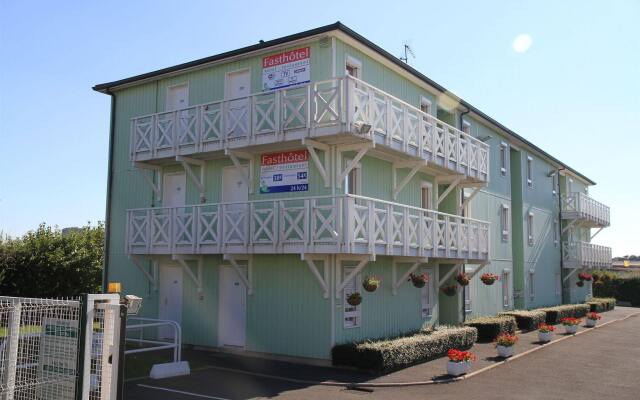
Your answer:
480,273 -> 499,286
578,272 -> 593,282
576,280 -> 585,287
455,272 -> 470,286
362,276 -> 381,292
347,292 -> 362,306
441,284 -> 458,297
409,273 -> 429,288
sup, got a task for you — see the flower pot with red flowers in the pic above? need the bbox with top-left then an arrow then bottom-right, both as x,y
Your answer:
586,312 -> 601,327
446,349 -> 476,376
560,317 -> 581,334
362,276 -> 381,292
537,323 -> 555,342
441,284 -> 458,297
455,272 -> 470,286
480,273 -> 499,286
346,292 -> 362,306
576,280 -> 585,287
494,333 -> 518,358
578,272 -> 593,282
408,273 -> 428,288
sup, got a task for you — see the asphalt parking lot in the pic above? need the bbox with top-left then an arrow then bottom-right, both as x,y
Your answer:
125,308 -> 640,400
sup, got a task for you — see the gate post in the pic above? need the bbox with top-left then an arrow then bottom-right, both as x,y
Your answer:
2,299 -> 21,400
75,294 -> 89,400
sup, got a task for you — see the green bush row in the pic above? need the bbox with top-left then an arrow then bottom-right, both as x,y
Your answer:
498,310 -> 547,331
331,326 -> 478,372
587,297 -> 616,312
593,271 -> 640,306
464,315 -> 516,342
539,304 -> 590,324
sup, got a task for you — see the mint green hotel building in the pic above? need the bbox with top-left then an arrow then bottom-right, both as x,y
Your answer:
94,23 -> 611,362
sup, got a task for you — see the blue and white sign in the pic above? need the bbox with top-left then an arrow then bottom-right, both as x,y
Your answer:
259,150 -> 309,193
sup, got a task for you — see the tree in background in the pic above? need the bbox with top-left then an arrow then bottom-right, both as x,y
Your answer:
0,223 -> 104,297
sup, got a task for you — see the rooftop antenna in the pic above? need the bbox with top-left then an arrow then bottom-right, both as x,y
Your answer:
400,42 -> 415,64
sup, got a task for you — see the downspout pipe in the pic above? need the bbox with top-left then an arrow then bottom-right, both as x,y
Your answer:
459,106 -> 470,132
102,89 -> 116,293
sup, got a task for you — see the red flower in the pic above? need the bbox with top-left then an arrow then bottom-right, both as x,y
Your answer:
538,323 -> 556,333
560,317 -> 581,326
495,333 -> 519,347
447,349 -> 476,362
586,312 -> 602,321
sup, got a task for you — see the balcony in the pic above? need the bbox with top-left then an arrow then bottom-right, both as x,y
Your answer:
130,76 -> 489,182
126,195 -> 490,262
562,241 -> 612,269
561,192 -> 610,227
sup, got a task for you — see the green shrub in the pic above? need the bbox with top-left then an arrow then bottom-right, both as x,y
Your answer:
498,310 -> 546,331
540,304 -> 590,324
593,271 -> 640,306
464,315 -> 516,342
587,297 -> 616,312
331,326 -> 478,372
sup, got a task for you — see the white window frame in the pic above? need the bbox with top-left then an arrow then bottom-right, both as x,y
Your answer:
343,266 -> 361,329
461,120 -> 471,135
500,204 -> 510,242
529,269 -> 535,302
502,269 -> 511,308
421,267 -> 435,318
343,159 -> 362,196
165,82 -> 189,111
464,278 -> 472,314
499,142 -> 508,176
420,96 -> 433,116
421,181 -> 433,210
526,156 -> 533,188
527,212 -> 534,246
568,178 -> 574,194
345,55 -> 362,79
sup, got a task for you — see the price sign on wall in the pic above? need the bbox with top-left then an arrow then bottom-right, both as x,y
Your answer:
262,47 -> 310,91
259,150 -> 309,193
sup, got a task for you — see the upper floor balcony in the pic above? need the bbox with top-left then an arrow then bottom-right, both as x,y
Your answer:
562,241 -> 612,269
130,76 -> 489,183
126,194 -> 490,263
561,192 -> 610,227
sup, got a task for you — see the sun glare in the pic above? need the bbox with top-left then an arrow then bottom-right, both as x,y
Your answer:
512,34 -> 533,53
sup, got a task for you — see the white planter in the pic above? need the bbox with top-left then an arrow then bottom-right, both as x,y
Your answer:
496,345 -> 514,358
586,319 -> 597,327
447,360 -> 471,376
538,331 -> 553,342
564,325 -> 578,334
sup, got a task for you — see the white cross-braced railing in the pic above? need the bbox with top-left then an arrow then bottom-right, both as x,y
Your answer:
561,192 -> 610,227
130,76 -> 489,182
562,241 -> 612,269
126,195 -> 490,261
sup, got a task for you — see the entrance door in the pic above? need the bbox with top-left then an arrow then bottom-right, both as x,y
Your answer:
222,166 -> 249,203
163,173 -> 186,207
225,69 -> 251,139
166,84 -> 189,111
159,265 -> 183,339
219,265 -> 247,347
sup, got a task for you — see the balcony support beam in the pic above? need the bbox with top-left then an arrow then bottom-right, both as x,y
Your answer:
301,254 -> 330,298
302,138 -> 330,188
176,156 -> 206,203
224,254 -> 253,295
457,186 -> 482,215
563,268 -> 580,283
336,255 -> 370,299
128,255 -> 158,291
591,227 -> 604,240
439,264 -> 462,288
437,177 -> 463,207
561,219 -> 578,235
134,163 -> 162,202
336,142 -> 374,188
225,150 -> 254,194
392,161 -> 426,200
172,255 -> 203,293
467,262 -> 490,280
392,258 -> 428,295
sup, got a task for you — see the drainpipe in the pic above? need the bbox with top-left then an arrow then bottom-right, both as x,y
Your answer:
458,106 -> 470,131
557,167 -> 566,304
102,89 -> 117,293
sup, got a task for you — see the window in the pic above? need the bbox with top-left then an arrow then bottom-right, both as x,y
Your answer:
421,268 -> 434,318
345,55 -> 362,79
526,156 -> 533,188
552,171 -> 558,196
460,188 -> 471,218
568,178 -> 574,193
421,182 -> 433,210
502,270 -> 511,308
420,96 -> 432,116
464,279 -> 472,314
587,280 -> 593,298
500,204 -> 510,242
529,270 -> 535,302
343,267 -> 361,328
527,212 -> 534,246
343,159 -> 361,196
461,120 -> 471,135
553,218 -> 559,247
499,142 -> 508,176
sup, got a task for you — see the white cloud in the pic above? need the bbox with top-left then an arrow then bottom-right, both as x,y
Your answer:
512,34 -> 533,53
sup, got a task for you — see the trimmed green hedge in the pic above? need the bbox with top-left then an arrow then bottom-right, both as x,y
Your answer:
498,310 -> 546,331
587,297 -> 616,312
331,326 -> 478,372
464,315 -> 517,342
593,271 -> 640,306
540,304 -> 590,324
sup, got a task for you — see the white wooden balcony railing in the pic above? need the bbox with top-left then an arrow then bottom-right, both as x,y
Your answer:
561,192 -> 610,227
563,241 -> 612,269
130,76 -> 489,182
126,195 -> 490,261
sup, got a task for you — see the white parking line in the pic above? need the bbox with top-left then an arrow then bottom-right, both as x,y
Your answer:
137,384 -> 231,400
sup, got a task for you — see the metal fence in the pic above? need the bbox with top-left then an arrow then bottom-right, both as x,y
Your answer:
0,294 -> 123,400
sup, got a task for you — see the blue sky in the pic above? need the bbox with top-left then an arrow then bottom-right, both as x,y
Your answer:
0,1 -> 637,255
